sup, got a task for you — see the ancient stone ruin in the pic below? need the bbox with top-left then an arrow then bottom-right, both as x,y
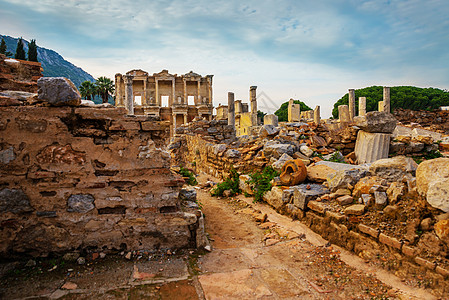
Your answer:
115,69 -> 213,134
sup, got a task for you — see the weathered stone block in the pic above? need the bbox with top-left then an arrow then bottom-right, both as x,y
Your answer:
0,188 -> 33,213
379,233 -> 402,250
354,131 -> 390,164
358,224 -> 379,239
370,156 -> 418,181
344,204 -> 365,216
353,111 -> 397,133
67,194 -> 95,213
37,77 -> 81,106
293,184 -> 329,210
0,147 -> 15,164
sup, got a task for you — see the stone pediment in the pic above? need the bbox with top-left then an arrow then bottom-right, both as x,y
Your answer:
154,69 -> 175,79
126,69 -> 148,77
183,71 -> 201,78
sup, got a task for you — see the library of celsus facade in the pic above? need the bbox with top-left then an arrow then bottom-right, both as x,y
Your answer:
115,69 -> 214,131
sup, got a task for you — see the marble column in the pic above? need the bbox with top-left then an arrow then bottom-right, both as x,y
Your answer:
250,86 -> 257,113
143,80 -> 147,106
155,79 -> 159,106
172,79 -> 176,107
124,75 -> 134,115
183,80 -> 187,105
378,101 -> 384,112
115,75 -> 122,106
172,114 -> 177,132
197,80 -> 201,105
313,105 -> 321,125
383,86 -> 390,113
359,97 -> 366,116
338,105 -> 350,126
183,113 -> 187,124
228,92 -> 235,127
348,89 -> 355,119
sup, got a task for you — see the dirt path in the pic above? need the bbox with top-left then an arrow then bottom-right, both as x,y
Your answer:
196,174 -> 437,299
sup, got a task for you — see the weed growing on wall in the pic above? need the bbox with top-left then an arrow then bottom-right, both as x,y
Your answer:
211,168 -> 240,197
179,167 -> 198,185
246,166 -> 279,202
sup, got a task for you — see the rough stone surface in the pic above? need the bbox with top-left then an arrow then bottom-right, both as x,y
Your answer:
259,125 -> 279,138
327,168 -> 369,192
271,153 -> 293,172
293,184 -> 329,210
225,149 -> 241,158
369,156 -> 418,181
264,143 -> 295,159
354,131 -> 390,164
344,204 -> 366,216
37,77 -> 81,106
0,188 -> 33,213
307,164 -> 336,183
353,111 -> 397,133
0,147 -> 15,164
299,145 -> 313,157
426,180 -> 449,212
179,187 -> 197,202
416,158 -> 449,197
67,194 -> 95,213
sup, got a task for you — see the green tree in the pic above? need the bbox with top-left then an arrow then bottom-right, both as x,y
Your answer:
331,86 -> 449,118
274,100 -> 312,122
95,76 -> 115,104
79,80 -> 97,100
0,38 -> 6,54
14,37 -> 26,60
28,39 -> 38,62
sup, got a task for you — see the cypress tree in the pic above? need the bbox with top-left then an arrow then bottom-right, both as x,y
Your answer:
28,39 -> 38,62
0,38 -> 6,54
15,37 -> 26,60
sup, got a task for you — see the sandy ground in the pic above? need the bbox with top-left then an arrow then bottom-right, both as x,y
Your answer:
0,174 -> 438,299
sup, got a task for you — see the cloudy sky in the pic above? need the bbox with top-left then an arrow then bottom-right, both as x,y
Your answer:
1,0 -> 448,117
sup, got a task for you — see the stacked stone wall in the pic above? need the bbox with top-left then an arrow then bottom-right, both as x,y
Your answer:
0,105 -> 201,257
394,108 -> 449,134
0,54 -> 42,93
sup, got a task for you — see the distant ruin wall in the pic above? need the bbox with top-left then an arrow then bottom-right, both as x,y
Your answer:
0,106 -> 201,257
0,54 -> 42,93
394,108 -> 449,134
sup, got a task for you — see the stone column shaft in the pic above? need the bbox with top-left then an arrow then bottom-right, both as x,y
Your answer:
250,86 -> 257,113
313,105 -> 321,125
338,105 -> 350,126
354,131 -> 390,164
124,75 -> 134,115
183,80 -> 187,105
383,86 -> 390,113
359,97 -> 366,116
228,92 -> 235,127
348,89 -> 355,119
172,79 -> 175,107
378,101 -> 384,112
183,113 -> 187,124
155,79 -> 159,106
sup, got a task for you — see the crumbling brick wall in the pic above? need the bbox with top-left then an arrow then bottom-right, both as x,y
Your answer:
0,105 -> 201,257
394,108 -> 449,134
0,54 -> 42,93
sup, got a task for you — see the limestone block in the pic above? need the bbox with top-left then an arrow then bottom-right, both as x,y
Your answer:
263,143 -> 295,159
0,188 -> 33,213
354,131 -> 390,164
426,180 -> 449,212
293,184 -> 329,210
344,204 -> 366,216
327,168 -> 369,192
307,164 -> 336,183
225,149 -> 240,158
67,194 -> 95,213
435,220 -> 449,246
37,77 -> 81,106
369,156 -> 418,181
358,97 -> 366,117
338,105 -> 350,124
259,125 -> 279,138
299,145 -> 313,157
262,186 -> 284,210
264,114 -> 278,126
392,125 -> 413,138
353,111 -> 397,133
239,175 -> 253,195
271,153 -> 293,172
179,187 -> 197,202
0,147 -> 15,164
352,176 -> 382,198
411,128 -> 442,143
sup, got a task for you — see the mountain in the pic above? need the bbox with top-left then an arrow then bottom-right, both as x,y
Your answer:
0,35 -> 95,88
332,86 -> 449,118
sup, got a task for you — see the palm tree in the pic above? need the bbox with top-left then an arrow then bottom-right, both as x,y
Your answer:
78,81 -> 97,100
95,77 -> 115,104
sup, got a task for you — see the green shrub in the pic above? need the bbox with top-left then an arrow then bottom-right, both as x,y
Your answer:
246,166 -> 280,202
179,167 -> 197,185
211,168 -> 240,197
